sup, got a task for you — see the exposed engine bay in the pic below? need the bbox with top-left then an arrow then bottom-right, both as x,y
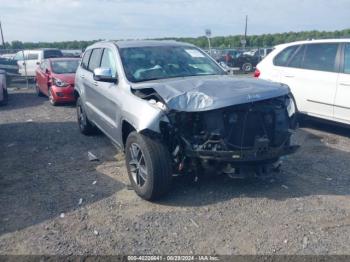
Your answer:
163,95 -> 298,175
133,87 -> 299,177
131,74 -> 299,177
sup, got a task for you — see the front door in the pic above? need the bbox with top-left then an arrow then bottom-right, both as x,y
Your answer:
84,48 -> 121,145
37,61 -> 49,95
93,48 -> 121,144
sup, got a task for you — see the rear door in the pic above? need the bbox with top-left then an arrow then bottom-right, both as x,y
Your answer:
83,48 -> 114,133
263,44 -> 300,82
334,43 -> 350,124
277,45 -> 307,111
25,52 -> 40,77
77,49 -> 92,113
279,43 -> 340,120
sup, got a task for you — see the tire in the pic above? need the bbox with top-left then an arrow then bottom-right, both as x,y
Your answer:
6,76 -> 11,87
76,96 -> 96,135
125,131 -> 172,200
48,87 -> 57,106
35,82 -> 44,97
0,88 -> 8,106
242,63 -> 253,73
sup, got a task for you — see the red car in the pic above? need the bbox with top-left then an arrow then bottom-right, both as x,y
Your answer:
35,58 -> 80,105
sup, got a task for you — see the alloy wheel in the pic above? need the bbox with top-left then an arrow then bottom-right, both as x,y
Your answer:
128,143 -> 148,187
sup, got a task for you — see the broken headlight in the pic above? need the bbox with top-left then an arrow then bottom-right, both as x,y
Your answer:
52,77 -> 69,87
148,99 -> 167,111
286,94 -> 296,117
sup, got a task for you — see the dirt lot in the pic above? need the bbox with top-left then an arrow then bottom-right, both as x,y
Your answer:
1,85 -> 350,255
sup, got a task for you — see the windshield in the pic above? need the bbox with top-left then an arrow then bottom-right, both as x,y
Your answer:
119,46 -> 225,83
51,60 -> 79,74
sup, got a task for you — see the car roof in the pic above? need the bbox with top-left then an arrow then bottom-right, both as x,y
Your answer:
112,40 -> 195,48
275,38 -> 350,49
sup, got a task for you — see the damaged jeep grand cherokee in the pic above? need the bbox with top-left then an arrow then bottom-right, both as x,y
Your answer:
75,40 -> 299,200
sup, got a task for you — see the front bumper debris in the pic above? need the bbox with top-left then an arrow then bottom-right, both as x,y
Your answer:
185,145 -> 299,163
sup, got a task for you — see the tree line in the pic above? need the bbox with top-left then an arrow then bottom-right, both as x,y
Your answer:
2,29 -> 350,50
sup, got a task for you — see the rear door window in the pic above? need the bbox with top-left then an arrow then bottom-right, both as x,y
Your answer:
288,45 -> 305,68
302,43 -> 338,72
81,49 -> 92,70
273,45 -> 299,66
88,49 -> 103,72
343,43 -> 350,74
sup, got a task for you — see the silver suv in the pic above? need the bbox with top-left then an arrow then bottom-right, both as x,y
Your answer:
75,40 -> 299,200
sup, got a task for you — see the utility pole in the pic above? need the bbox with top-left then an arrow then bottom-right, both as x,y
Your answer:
244,15 -> 248,43
241,15 -> 248,48
205,29 -> 212,55
0,20 -> 5,49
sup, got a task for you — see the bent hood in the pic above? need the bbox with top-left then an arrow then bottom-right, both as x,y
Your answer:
131,75 -> 290,112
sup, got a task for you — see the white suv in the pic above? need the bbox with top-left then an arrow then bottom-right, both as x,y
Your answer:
255,39 -> 350,125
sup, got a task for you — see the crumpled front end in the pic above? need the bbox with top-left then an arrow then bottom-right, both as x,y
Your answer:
160,94 -> 299,174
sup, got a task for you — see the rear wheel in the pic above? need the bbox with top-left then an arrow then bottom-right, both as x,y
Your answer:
6,76 -> 11,87
125,131 -> 172,200
35,82 -> 44,97
0,88 -> 8,106
76,97 -> 96,135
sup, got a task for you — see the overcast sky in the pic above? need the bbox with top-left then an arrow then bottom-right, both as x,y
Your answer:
0,0 -> 349,42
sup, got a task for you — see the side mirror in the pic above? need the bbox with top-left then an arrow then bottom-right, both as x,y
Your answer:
45,69 -> 50,74
36,61 -> 40,65
93,67 -> 118,83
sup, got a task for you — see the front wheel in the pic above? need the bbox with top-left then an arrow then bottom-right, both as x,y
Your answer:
48,87 -> 57,106
125,132 -> 172,200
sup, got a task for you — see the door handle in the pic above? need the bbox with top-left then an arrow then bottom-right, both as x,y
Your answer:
93,81 -> 98,86
284,75 -> 295,78
340,83 -> 350,87
80,75 -> 85,79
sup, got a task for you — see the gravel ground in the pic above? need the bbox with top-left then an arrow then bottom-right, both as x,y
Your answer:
1,86 -> 350,255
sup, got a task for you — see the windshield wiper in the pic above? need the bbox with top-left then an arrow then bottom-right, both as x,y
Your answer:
134,77 -> 164,83
133,74 -> 223,83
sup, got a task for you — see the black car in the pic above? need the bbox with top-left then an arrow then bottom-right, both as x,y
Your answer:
0,56 -> 19,85
218,50 -> 260,72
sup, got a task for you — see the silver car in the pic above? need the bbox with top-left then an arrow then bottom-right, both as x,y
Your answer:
75,40 -> 298,200
0,70 -> 8,106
